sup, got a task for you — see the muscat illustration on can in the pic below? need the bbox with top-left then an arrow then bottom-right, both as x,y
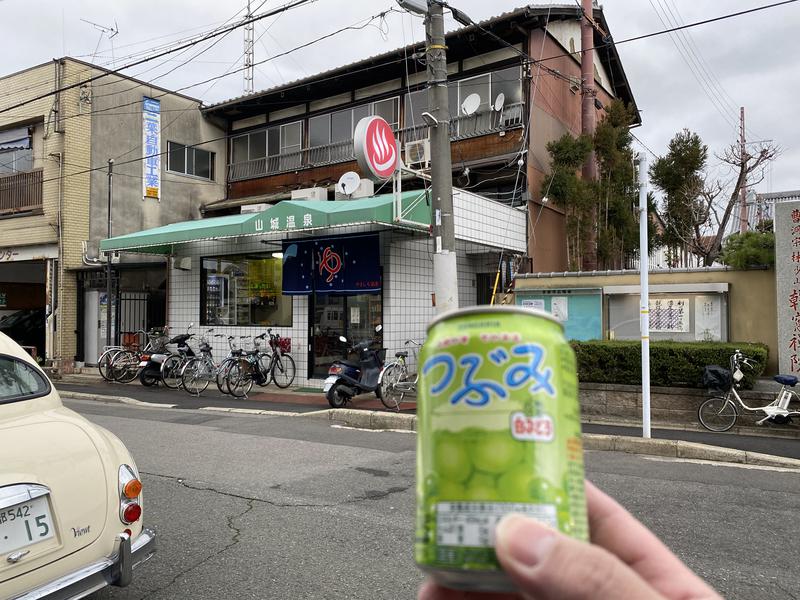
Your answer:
415,306 -> 588,592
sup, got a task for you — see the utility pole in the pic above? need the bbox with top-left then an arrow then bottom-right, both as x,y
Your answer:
580,0 -> 598,271
244,0 -> 255,94
425,0 -> 459,313
738,106 -> 748,233
637,152 -> 651,439
106,159 -> 114,349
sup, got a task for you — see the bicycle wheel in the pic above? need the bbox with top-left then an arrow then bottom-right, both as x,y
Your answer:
111,351 -> 140,383
181,358 -> 210,396
227,360 -> 254,398
216,358 -> 240,394
379,363 -> 403,411
160,355 -> 183,389
698,396 -> 738,432
256,353 -> 273,387
271,354 -> 296,388
98,348 -> 120,381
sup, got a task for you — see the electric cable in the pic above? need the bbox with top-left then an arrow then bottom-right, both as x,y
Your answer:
0,0 -> 318,116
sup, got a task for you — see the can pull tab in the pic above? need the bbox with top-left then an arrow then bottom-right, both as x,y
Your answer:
7,550 -> 30,564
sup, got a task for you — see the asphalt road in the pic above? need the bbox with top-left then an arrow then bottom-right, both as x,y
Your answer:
56,380 -> 800,458
65,399 -> 800,600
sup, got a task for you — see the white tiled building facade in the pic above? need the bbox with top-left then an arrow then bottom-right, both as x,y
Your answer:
163,192 -> 525,385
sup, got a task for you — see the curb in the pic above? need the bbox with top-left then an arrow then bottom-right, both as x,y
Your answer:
582,434 -> 800,468
59,390 -> 176,409
58,390 -> 800,469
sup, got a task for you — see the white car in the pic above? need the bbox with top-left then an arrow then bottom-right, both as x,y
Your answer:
0,332 -> 155,599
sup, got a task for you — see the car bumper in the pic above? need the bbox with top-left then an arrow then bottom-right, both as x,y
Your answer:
12,528 -> 156,600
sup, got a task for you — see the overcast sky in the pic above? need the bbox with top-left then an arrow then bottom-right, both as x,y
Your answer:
2,0 -> 798,193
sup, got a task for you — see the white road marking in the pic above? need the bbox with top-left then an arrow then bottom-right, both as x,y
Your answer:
641,455 -> 800,473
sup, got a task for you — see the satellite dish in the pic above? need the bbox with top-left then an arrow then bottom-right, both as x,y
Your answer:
493,92 -> 505,112
461,93 -> 481,116
337,171 -> 360,196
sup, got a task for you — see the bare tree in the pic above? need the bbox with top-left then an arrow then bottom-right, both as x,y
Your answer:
699,142 -> 780,266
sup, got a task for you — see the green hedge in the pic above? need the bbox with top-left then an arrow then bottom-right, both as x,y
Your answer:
570,341 -> 768,390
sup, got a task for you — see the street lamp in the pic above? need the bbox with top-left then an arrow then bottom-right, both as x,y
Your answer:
396,0 -> 428,15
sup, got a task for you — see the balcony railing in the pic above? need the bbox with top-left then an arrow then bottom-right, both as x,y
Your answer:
227,102 -> 524,182
0,168 -> 43,216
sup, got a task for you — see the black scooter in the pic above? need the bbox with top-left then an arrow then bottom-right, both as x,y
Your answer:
138,324 -> 194,387
324,326 -> 384,408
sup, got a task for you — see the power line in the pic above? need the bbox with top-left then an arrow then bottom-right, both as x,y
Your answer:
0,0 -> 317,116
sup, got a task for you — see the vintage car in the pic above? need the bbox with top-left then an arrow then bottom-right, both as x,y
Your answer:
0,332 -> 155,599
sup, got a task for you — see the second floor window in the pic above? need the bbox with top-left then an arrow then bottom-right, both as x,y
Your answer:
167,141 -> 215,180
0,126 -> 33,176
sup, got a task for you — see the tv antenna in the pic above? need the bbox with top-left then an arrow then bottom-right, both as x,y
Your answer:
80,18 -> 120,65
244,0 -> 255,94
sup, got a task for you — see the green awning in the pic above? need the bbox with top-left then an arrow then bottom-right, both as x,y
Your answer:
100,190 -> 430,254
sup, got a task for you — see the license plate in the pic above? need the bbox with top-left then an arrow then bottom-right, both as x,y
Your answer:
138,361 -> 148,367
0,496 -> 55,554
323,376 -> 337,393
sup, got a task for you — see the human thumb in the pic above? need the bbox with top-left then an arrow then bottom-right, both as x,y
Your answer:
494,514 -> 666,600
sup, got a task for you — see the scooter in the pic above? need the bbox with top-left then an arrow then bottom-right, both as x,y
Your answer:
324,325 -> 384,408
138,324 -> 193,387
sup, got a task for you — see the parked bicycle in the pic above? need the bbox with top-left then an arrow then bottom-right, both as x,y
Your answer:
97,330 -> 146,381
158,324 -> 196,388
179,330 -> 228,396
109,327 -> 169,383
698,349 -> 799,432
226,330 -> 296,398
379,339 -> 421,411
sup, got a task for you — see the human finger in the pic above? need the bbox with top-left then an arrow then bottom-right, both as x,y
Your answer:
585,481 -> 722,599
494,513 -> 666,600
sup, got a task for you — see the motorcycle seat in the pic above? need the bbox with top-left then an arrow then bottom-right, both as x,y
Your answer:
774,374 -> 798,387
395,351 -> 408,358
339,360 -> 360,369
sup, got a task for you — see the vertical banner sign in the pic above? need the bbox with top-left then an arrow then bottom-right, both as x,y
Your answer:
775,200 -> 800,374
142,97 -> 161,200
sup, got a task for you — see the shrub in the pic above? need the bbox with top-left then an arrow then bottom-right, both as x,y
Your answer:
570,341 -> 768,390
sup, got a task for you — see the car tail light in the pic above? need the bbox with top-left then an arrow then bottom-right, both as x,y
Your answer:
123,478 -> 143,499
121,502 -> 142,524
119,465 -> 142,525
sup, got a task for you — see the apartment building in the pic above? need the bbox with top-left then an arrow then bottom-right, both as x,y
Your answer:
0,57 -> 225,368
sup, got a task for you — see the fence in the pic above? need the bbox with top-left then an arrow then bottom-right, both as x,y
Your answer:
0,169 -> 43,215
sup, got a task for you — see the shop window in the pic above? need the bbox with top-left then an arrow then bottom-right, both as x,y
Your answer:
201,255 -> 292,327
167,141 -> 215,180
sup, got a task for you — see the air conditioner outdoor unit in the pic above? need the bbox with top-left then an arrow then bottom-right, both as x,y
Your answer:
404,139 -> 430,169
291,187 -> 328,201
241,203 -> 269,214
334,178 -> 374,200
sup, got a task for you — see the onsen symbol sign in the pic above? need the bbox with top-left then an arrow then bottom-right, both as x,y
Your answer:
354,116 -> 398,181
319,246 -> 342,283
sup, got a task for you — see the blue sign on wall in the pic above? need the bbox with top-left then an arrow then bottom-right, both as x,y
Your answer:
282,234 -> 381,295
516,289 -> 603,341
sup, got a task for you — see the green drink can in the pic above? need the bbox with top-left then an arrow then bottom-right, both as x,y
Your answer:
415,306 -> 587,592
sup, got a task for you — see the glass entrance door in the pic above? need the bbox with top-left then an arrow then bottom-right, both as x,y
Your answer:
310,293 -> 382,379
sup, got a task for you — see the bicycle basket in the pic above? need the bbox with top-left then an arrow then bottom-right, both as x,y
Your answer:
278,337 -> 291,353
702,365 -> 732,392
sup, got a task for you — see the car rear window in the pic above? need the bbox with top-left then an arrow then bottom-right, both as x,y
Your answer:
0,355 -> 50,403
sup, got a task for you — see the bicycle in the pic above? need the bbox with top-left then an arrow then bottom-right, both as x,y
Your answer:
379,339 -> 421,411
226,330 -> 295,397
97,330 -> 145,381
698,349 -> 799,432
109,328 -> 168,384
179,330 -> 227,396
159,324 -> 196,389
265,329 -> 295,389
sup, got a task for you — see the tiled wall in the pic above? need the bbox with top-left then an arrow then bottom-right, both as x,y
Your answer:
168,227 -> 499,386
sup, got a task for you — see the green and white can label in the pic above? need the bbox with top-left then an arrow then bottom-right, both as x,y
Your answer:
415,307 -> 587,588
